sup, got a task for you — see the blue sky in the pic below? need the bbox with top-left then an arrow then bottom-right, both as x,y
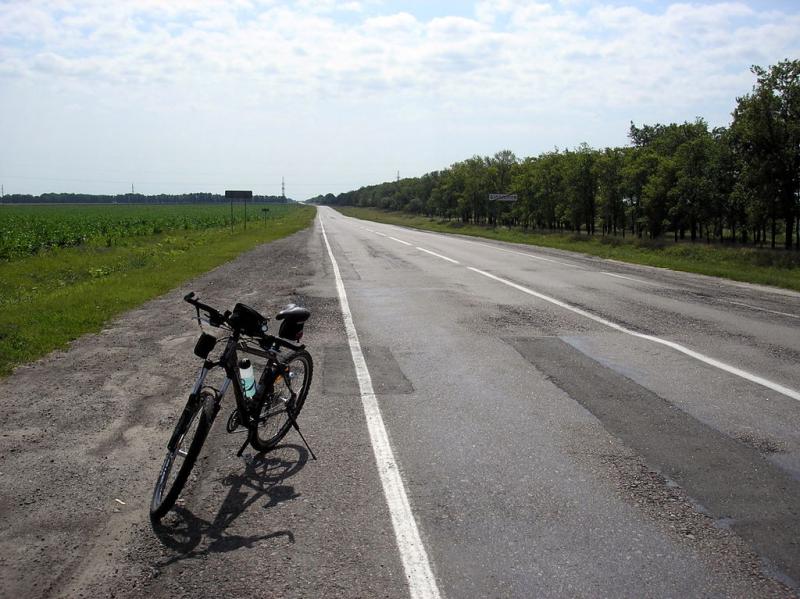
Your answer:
1,0 -> 799,199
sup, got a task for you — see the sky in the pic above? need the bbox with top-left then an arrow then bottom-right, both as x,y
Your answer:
1,0 -> 799,200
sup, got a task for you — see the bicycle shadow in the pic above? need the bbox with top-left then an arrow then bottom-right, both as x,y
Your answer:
151,443 -> 308,564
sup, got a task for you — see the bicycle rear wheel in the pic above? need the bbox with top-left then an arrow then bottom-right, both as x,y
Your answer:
150,391 -> 216,521
249,350 -> 313,452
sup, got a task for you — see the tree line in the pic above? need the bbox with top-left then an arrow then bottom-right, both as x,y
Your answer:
314,60 -> 799,250
1,192 -> 293,205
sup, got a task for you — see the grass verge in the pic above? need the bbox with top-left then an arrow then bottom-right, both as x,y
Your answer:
0,205 -> 315,377
335,207 -> 800,292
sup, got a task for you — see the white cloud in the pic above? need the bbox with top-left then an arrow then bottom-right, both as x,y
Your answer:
1,1 -> 799,196
2,0 -> 797,106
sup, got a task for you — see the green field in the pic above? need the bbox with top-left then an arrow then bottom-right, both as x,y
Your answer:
0,203 -> 283,260
0,203 -> 316,376
335,207 -> 800,292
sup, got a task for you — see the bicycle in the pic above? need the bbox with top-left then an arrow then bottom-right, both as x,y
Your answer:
150,292 -> 315,522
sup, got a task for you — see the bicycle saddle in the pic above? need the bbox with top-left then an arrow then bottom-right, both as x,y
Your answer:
275,304 -> 310,341
276,304 -> 310,322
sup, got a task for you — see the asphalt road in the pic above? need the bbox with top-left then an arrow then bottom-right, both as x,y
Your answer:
2,207 -> 799,598
316,206 -> 800,597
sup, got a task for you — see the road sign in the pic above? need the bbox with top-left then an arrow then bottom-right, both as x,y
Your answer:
488,193 -> 518,202
225,190 -> 252,199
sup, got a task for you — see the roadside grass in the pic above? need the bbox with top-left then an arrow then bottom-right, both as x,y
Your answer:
335,207 -> 800,292
0,205 -> 315,377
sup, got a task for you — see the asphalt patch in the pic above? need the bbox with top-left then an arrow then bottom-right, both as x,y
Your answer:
507,336 -> 800,587
322,344 -> 413,396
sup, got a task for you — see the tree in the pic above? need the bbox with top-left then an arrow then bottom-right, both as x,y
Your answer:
562,144 -> 597,234
594,148 -> 625,236
732,60 -> 800,249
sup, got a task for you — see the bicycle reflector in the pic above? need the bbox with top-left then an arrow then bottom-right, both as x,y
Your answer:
194,333 -> 217,359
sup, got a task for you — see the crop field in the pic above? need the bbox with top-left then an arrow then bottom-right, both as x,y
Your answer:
0,203 -> 291,260
0,203 -> 315,376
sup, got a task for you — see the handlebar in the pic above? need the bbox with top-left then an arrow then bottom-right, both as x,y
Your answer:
184,292 -> 306,351
184,292 -> 229,327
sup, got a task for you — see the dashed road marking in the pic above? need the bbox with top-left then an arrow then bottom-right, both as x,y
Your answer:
457,239 -> 578,268
600,272 -> 657,285
415,247 -> 459,264
467,266 -> 800,403
334,211 -> 800,403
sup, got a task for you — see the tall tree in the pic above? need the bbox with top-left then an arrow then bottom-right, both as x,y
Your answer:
594,147 -> 625,236
732,60 -> 800,249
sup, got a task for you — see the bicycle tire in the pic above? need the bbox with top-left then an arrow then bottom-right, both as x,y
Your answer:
150,391 -> 216,521
249,350 -> 313,452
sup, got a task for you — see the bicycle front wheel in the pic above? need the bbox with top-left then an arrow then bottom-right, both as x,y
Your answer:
150,391 -> 216,521
249,350 -> 313,452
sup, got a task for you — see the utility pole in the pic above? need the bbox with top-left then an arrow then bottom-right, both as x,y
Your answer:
397,170 -> 400,183
282,177 -> 286,199
131,183 -> 134,195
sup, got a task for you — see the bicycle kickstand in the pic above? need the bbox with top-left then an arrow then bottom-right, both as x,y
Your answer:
285,402 -> 317,461
236,436 -> 250,458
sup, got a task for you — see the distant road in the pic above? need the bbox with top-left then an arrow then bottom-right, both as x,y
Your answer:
319,205 -> 800,596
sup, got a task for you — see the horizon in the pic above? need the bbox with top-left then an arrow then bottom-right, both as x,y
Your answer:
2,0 -> 799,200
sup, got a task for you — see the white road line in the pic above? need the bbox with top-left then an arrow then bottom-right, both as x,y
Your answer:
725,300 -> 800,320
468,266 -> 800,403
415,247 -> 460,264
463,239 -> 579,268
389,236 -> 413,246
375,232 -> 388,237
601,272 -> 656,285
320,219 -> 442,599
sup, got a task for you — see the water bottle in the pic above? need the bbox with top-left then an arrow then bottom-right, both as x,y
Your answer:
238,359 -> 256,399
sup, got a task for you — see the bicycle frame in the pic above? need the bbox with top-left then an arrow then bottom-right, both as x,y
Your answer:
170,331 -> 300,452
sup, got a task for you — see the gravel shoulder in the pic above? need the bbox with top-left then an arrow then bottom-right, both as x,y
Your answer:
0,224 -> 407,599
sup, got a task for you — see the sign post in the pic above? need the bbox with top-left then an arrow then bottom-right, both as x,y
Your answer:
225,190 -> 253,232
488,193 -> 518,202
